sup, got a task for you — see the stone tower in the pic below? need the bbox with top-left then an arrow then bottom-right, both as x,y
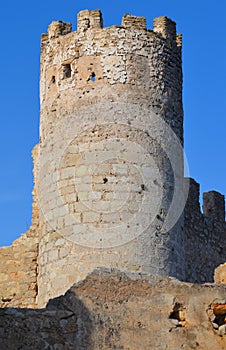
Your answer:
36,10 -> 186,306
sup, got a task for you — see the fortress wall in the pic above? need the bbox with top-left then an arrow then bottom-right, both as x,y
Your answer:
1,269 -> 226,349
184,178 -> 226,283
0,230 -> 38,308
0,10 -> 225,314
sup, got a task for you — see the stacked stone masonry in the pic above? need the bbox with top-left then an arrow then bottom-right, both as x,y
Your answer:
1,270 -> 226,349
36,9 -> 186,306
184,178 -> 226,283
0,10 -> 225,341
0,230 -> 38,308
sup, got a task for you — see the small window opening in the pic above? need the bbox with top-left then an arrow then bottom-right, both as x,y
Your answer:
63,64 -> 71,79
103,177 -> 108,184
51,76 -> 56,84
91,72 -> 96,82
85,18 -> 90,29
169,303 -> 186,327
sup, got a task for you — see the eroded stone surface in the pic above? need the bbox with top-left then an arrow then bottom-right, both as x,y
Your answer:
207,299 -> 226,336
0,8 -> 225,327
184,179 -> 226,283
36,9 -> 187,306
215,263 -> 226,285
0,269 -> 226,349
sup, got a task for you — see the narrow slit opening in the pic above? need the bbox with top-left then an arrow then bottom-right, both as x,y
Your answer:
91,72 -> 96,82
63,64 -> 71,79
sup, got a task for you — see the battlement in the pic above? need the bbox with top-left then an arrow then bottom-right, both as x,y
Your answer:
184,178 -> 226,283
153,16 -> 177,41
185,178 -> 225,223
40,10 -> 183,144
121,14 -> 146,30
48,20 -> 72,39
184,178 -> 201,213
203,191 -> 225,223
77,9 -> 103,31
42,10 -> 180,45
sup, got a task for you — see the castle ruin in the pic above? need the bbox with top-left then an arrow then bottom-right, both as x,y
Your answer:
0,10 -> 226,349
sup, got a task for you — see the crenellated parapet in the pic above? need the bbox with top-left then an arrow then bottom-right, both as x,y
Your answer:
121,13 -> 147,30
77,9 -> 103,31
203,191 -> 225,223
48,20 -> 72,39
153,16 -> 176,41
184,178 -> 226,283
41,10 -> 181,41
39,9 -> 183,144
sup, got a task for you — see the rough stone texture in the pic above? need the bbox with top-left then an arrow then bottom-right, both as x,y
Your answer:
34,9 -> 226,306
0,8 -> 225,350
215,263 -> 226,285
36,9 -> 186,306
0,9 -> 225,312
0,269 -> 226,349
207,300 -> 226,336
184,178 -> 226,283
0,230 -> 38,308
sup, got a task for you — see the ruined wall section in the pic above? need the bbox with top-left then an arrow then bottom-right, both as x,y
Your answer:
36,10 -> 185,306
0,146 -> 40,308
0,231 -> 38,308
1,269 -> 226,349
184,178 -> 226,283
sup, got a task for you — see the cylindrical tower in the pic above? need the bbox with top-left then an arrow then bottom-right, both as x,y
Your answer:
36,10 -> 186,306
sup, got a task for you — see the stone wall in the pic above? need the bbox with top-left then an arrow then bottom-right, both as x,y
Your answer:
0,269 -> 226,349
184,178 -> 226,283
36,9 -> 186,306
0,9 -> 225,325
39,11 -> 183,142
0,230 -> 38,308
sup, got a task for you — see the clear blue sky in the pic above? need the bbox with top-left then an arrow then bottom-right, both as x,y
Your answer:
0,1 -> 225,246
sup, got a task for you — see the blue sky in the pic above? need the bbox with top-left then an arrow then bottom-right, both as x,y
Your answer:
0,1 -> 225,246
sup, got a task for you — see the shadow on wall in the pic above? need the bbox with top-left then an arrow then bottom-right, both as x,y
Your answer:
0,291 -> 93,350
184,178 -> 226,284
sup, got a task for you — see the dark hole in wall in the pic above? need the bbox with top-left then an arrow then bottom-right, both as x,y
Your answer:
208,302 -> 226,335
63,64 -> 72,78
169,302 -> 186,327
91,72 -> 96,82
85,18 -> 90,29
